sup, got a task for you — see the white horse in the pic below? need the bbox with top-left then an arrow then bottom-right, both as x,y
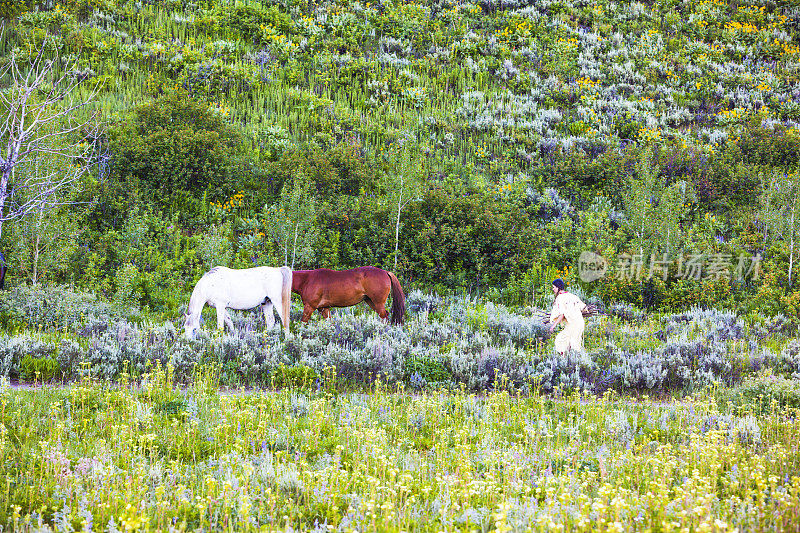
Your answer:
183,266 -> 292,337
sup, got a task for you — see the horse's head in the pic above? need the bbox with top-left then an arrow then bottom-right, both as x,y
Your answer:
183,309 -> 199,338
183,308 -> 206,338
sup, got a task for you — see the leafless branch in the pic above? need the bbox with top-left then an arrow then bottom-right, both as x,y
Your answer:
0,38 -> 104,238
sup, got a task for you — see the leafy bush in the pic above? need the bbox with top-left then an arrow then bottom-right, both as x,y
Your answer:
608,302 -> 646,323
779,340 -> 800,379
404,355 -> 451,384
108,89 -> 244,215
406,290 -> 443,315
0,335 -> 56,380
662,308 -> 745,343
271,364 -> 319,390
19,354 -> 60,382
723,372 -> 800,415
0,284 -> 117,331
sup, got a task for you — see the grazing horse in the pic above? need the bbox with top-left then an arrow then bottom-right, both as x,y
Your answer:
183,266 -> 292,337
0,252 -> 5,290
292,266 -> 406,325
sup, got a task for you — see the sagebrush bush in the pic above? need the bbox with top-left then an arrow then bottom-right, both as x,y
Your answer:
0,284 -> 120,331
0,285 -> 796,395
723,372 -> 800,415
779,340 -> 800,379
609,302 -> 646,323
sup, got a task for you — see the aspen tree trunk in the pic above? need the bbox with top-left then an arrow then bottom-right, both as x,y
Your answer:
394,185 -> 403,271
0,167 -> 11,240
291,223 -> 299,270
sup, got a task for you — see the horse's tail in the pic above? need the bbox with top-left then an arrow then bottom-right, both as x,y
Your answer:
280,266 -> 292,329
387,271 -> 406,325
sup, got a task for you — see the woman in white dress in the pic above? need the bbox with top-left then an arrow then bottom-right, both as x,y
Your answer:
548,278 -> 588,354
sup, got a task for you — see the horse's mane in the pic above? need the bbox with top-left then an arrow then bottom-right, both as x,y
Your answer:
203,266 -> 221,278
186,267 -> 221,315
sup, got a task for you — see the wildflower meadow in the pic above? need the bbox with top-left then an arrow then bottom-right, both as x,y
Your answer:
2,0 -> 800,530
1,286 -> 800,530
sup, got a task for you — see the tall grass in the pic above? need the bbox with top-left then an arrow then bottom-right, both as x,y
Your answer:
1,367 -> 799,531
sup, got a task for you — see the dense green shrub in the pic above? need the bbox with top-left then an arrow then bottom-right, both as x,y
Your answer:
270,363 -> 319,390
108,90 -> 244,216
82,209 -> 201,313
19,354 -> 60,382
404,355 -> 451,385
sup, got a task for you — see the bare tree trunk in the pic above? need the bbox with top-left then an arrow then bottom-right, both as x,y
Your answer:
0,168 -> 10,240
284,224 -> 289,267
291,223 -> 299,270
394,183 -> 403,272
32,208 -> 45,285
0,43 -> 101,240
638,229 -> 644,257
33,233 -> 40,285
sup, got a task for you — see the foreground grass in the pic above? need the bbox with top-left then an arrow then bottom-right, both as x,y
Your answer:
1,366 -> 799,532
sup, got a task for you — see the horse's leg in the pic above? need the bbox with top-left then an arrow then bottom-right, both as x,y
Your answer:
215,306 -> 226,331
318,308 -> 331,319
302,303 -> 315,323
263,287 -> 286,329
261,302 -> 275,329
364,297 -> 389,321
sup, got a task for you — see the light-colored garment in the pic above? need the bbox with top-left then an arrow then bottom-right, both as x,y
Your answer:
549,292 -> 586,353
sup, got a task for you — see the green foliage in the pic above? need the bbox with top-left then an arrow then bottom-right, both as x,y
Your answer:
622,146 -> 691,257
759,169 -> 800,287
738,123 -> 800,169
7,201 -> 87,285
108,90 -> 243,216
0,284 -> 116,331
19,353 -> 60,382
723,371 -> 800,415
3,0 -> 800,315
404,355 -> 451,384
83,208 -> 200,313
467,303 -> 488,330
261,176 -> 319,269
225,3 -> 294,43
0,0 -> 28,19
154,398 -> 188,422
195,221 -> 233,270
596,276 -> 644,308
271,364 -> 319,390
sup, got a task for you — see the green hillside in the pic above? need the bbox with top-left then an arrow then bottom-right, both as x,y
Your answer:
2,0 -> 800,314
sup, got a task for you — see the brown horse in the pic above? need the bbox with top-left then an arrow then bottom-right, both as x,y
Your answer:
292,267 -> 406,325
